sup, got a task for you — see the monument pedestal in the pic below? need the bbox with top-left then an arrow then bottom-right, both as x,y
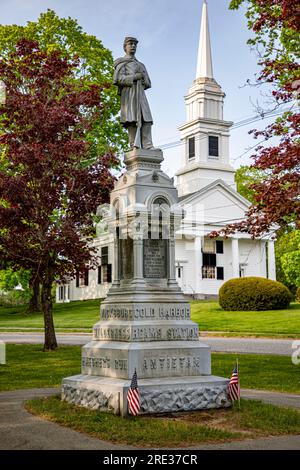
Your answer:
62,375 -> 230,416
62,148 -> 230,415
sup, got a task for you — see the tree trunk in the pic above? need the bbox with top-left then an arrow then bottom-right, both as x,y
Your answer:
28,274 -> 41,313
41,277 -> 57,351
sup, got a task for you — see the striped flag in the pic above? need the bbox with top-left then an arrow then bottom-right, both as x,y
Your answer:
228,363 -> 240,402
127,369 -> 140,416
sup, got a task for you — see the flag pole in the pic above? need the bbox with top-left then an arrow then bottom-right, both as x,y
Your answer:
237,357 -> 241,410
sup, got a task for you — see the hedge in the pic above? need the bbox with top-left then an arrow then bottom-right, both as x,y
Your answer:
219,277 -> 292,311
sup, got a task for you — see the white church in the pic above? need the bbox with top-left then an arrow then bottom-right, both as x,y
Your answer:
56,1 -> 276,303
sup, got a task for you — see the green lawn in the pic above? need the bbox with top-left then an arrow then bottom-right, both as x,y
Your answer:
0,299 -> 100,330
191,301 -> 300,338
1,344 -> 299,393
26,397 -> 300,447
0,299 -> 299,337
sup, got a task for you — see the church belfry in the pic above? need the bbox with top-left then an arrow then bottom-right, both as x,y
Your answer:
176,0 -> 236,197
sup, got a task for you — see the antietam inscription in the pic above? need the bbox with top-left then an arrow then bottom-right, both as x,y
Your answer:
143,239 -> 167,278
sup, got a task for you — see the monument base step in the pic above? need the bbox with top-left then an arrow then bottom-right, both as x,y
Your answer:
62,374 -> 231,416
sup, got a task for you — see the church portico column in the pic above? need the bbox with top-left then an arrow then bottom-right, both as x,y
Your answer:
194,235 -> 202,294
268,240 -> 276,280
231,237 -> 239,278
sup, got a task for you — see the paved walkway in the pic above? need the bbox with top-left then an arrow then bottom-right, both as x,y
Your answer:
0,388 -> 132,450
0,332 -> 295,356
0,387 -> 299,450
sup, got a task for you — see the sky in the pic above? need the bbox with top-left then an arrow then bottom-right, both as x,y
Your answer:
0,0 -> 280,177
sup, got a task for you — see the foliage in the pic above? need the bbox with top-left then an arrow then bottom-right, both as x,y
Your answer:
214,1 -> 300,238
280,230 -> 300,286
0,9 -> 127,158
219,277 -> 291,311
296,287 -> 300,302
235,165 -> 267,203
0,269 -> 31,305
0,268 -> 29,291
0,39 -> 118,349
275,230 -> 300,292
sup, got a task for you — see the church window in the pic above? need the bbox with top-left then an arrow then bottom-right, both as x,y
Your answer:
202,237 -> 224,280
102,264 -> 112,283
203,253 -> 216,266
101,246 -> 109,265
217,267 -> 224,280
202,266 -> 216,279
209,136 -> 219,157
216,240 -> 224,254
203,238 -> 215,253
188,137 -> 195,159
76,269 -> 89,287
100,246 -> 112,283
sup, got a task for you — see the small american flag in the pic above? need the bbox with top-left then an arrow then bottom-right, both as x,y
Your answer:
127,369 -> 140,416
228,364 -> 240,402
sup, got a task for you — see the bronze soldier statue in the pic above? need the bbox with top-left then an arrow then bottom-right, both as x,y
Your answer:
114,37 -> 154,150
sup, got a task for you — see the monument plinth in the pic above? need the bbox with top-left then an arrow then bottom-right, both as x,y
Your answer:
62,147 -> 230,415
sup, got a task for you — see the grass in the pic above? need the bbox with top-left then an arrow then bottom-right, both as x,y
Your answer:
0,299 -> 100,330
212,352 -> 300,394
25,396 -> 300,447
0,344 -> 81,391
1,344 -> 299,393
0,299 -> 299,338
191,300 -> 300,338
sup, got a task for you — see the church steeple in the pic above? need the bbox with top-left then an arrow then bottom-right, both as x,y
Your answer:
176,0 -> 236,198
196,0 -> 213,79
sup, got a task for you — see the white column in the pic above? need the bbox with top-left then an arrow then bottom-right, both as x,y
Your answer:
268,240 -> 276,280
194,235 -> 202,294
231,238 -> 239,278
55,286 -> 60,303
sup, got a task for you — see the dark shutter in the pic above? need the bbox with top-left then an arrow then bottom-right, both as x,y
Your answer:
107,264 -> 112,283
217,267 -> 224,280
76,272 -> 79,288
209,136 -> 219,157
203,253 -> 216,266
84,269 -> 89,286
188,137 -> 195,159
98,266 -> 102,284
216,240 -> 224,254
101,246 -> 109,265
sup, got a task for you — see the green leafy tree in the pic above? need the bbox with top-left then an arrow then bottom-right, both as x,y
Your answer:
235,165 -> 267,203
279,230 -> 300,288
235,165 -> 299,292
0,11 -> 126,313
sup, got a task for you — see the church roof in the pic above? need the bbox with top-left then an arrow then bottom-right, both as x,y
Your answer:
178,178 -> 251,208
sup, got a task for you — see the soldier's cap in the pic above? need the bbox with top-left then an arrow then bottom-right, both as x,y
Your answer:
123,37 -> 139,47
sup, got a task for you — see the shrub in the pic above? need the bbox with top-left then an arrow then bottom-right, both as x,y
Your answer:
219,277 -> 292,311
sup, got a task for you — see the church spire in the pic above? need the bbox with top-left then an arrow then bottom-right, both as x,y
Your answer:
196,0 -> 213,79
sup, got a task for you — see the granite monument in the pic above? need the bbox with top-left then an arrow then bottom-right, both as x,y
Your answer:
62,38 -> 230,415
